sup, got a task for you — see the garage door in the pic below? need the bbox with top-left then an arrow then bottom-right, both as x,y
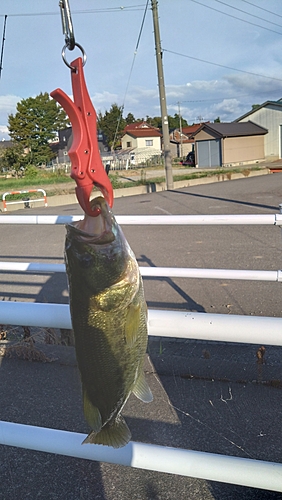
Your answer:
197,139 -> 221,167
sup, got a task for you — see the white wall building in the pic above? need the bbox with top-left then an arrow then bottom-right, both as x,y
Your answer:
235,99 -> 282,160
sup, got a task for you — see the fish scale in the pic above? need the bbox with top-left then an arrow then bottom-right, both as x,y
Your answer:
65,196 -> 153,448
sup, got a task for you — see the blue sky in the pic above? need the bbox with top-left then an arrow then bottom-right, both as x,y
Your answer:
0,0 -> 282,139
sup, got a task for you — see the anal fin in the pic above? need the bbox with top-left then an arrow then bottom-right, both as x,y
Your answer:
132,371 -> 153,403
83,387 -> 102,433
82,415 -> 131,448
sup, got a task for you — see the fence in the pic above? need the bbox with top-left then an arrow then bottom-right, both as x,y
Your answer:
2,189 -> 48,211
0,212 -> 282,492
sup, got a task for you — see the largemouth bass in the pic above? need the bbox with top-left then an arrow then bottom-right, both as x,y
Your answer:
65,196 -> 153,448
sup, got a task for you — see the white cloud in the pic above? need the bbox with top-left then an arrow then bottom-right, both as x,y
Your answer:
0,95 -> 22,140
91,91 -> 119,112
224,74 -> 282,94
0,125 -> 9,140
0,94 -> 21,113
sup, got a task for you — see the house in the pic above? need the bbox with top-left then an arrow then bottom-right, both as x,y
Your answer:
234,99 -> 282,160
121,122 -> 162,165
122,122 -> 162,150
190,121 -> 267,168
169,123 -> 209,158
50,127 -> 110,166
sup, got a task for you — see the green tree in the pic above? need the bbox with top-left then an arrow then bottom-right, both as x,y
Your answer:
125,112 -> 136,124
97,104 -> 126,149
0,142 -> 25,177
214,116 -> 221,123
146,115 -> 162,128
169,113 -> 188,129
145,114 -> 188,130
8,92 -> 69,165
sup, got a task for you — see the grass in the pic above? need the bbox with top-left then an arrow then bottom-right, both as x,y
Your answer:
0,172 -> 72,190
112,165 -> 264,189
0,165 -> 265,198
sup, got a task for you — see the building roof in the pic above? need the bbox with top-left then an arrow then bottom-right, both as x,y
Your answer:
0,140 -> 13,149
124,121 -> 160,131
123,121 -> 162,138
125,129 -> 162,138
182,122 -> 209,137
191,121 -> 268,139
234,99 -> 282,122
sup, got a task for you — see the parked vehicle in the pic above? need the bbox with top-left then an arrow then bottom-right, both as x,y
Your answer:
181,151 -> 195,167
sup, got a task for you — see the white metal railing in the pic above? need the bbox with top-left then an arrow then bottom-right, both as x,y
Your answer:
0,302 -> 282,346
0,212 -> 282,491
0,421 -> 281,493
0,260 -> 282,282
0,213 -> 282,225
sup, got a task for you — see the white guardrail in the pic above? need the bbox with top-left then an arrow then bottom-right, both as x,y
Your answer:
2,189 -> 48,211
0,212 -> 282,492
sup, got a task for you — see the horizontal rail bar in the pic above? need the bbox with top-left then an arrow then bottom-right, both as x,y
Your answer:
0,421 -> 281,492
0,261 -> 66,273
2,189 -> 48,211
0,214 -> 282,225
0,261 -> 281,282
0,302 -> 282,345
2,198 -> 45,206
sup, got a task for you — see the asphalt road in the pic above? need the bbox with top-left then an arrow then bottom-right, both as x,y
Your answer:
0,173 -> 282,499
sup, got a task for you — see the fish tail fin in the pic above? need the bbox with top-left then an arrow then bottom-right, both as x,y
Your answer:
82,415 -> 131,448
132,371 -> 153,403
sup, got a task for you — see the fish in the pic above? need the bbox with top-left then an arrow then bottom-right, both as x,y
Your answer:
65,196 -> 153,448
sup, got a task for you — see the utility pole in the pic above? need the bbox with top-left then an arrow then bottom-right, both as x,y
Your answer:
0,15 -> 7,80
151,0 -> 173,190
178,101 -> 183,159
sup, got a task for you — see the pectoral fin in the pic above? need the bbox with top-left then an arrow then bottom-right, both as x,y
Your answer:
82,415 -> 131,448
132,371 -> 153,403
125,303 -> 141,346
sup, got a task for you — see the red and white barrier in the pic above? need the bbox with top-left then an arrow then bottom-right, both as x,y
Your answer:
2,189 -> 48,211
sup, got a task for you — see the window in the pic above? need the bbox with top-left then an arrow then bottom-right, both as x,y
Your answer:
127,141 -> 132,148
146,140 -> 153,146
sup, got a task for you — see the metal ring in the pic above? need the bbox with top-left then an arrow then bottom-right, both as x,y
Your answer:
61,43 -> 87,70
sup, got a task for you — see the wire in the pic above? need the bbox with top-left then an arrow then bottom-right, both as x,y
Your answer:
162,48 -> 282,83
0,6 -> 146,18
189,0 -> 282,36
240,0 -> 282,19
213,0 -> 282,29
112,0 -> 149,148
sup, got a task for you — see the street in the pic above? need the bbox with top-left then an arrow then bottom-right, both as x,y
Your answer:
0,172 -> 281,499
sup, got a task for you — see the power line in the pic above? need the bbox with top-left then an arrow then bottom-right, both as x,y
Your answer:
112,0 -> 149,147
240,0 -> 282,19
0,6 -> 146,18
190,0 -> 282,36
213,0 -> 282,29
170,90 -> 282,105
162,48 -> 282,83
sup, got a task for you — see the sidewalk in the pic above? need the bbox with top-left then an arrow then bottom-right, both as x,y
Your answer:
0,336 -> 281,499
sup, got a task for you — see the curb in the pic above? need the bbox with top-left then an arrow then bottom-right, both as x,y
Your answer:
46,168 -> 270,208
2,168 -> 270,210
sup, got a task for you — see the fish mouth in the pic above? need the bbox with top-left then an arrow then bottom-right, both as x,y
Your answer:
67,196 -> 116,244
